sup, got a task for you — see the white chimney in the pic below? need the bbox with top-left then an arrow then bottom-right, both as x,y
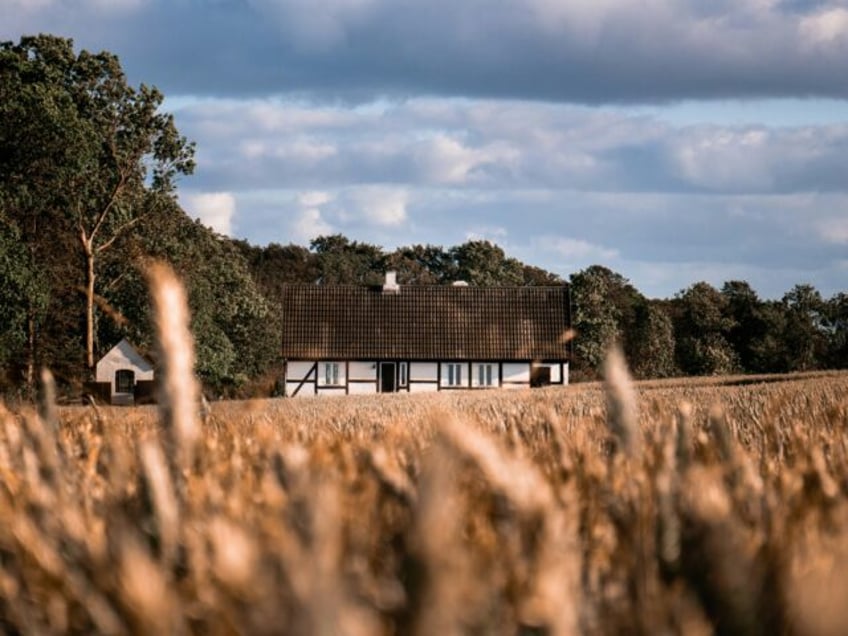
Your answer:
383,270 -> 400,294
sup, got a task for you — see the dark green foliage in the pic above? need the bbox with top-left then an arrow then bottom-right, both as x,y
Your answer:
570,265 -> 645,379
673,282 -> 739,376
781,284 -> 828,372
0,34 -> 194,376
448,240 -> 524,286
628,300 -> 677,379
104,199 -> 278,394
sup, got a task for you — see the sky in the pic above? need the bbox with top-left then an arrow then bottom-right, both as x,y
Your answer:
3,0 -> 848,299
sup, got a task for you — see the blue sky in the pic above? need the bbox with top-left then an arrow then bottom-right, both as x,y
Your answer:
3,0 -> 848,298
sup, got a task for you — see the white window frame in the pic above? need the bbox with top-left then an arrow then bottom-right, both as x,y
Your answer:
477,363 -> 495,387
321,362 -> 341,386
398,362 -> 408,387
444,363 -> 464,387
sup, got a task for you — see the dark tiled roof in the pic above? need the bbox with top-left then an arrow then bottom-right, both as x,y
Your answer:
281,284 -> 571,361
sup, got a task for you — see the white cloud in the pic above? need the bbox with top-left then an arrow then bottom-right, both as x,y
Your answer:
346,186 -> 409,227
817,217 -> 848,245
465,226 -> 508,242
181,191 -> 236,236
298,191 -> 333,207
800,8 -> 848,47
291,208 -> 333,242
539,236 -> 620,261
413,133 -> 519,185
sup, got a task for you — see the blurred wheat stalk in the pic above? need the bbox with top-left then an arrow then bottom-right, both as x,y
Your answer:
0,265 -> 846,634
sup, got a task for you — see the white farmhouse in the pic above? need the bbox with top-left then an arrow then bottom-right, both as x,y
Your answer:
281,273 -> 572,397
94,338 -> 155,405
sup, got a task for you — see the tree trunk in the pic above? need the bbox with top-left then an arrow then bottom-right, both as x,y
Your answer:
26,308 -> 36,397
85,243 -> 96,372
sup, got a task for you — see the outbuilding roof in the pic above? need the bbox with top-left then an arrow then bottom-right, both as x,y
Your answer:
280,283 -> 571,361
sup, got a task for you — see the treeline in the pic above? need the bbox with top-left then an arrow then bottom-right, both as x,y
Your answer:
1,35 -> 845,399
236,237 -> 848,381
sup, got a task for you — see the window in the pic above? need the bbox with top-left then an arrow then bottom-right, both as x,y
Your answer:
115,369 -> 135,394
399,362 -> 408,387
445,363 -> 463,386
322,362 -> 340,386
477,364 -> 495,387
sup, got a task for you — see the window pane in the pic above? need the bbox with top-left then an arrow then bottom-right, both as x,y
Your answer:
456,364 -> 461,385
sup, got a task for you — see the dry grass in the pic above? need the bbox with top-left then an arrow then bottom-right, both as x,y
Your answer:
1,267 -> 847,634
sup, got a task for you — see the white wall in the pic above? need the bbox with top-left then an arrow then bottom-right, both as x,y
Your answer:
316,388 -> 346,397
286,381 -> 315,397
95,340 -> 154,396
348,361 -> 377,381
287,361 -> 316,380
409,382 -> 439,394
348,382 -> 377,395
502,363 -> 530,383
409,362 -> 438,382
563,362 -> 569,385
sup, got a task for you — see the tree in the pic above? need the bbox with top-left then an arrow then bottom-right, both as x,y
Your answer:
628,300 -> 677,379
384,244 -> 450,285
0,35 -> 194,373
781,284 -> 827,371
234,241 -> 320,298
570,265 -> 643,378
522,264 -> 564,286
673,282 -> 738,376
99,199 -> 278,394
310,234 -> 385,285
721,281 -> 768,372
825,293 -> 848,369
449,240 -> 524,286
0,219 -> 50,392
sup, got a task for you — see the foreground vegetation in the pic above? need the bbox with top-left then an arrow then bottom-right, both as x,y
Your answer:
0,361 -> 844,633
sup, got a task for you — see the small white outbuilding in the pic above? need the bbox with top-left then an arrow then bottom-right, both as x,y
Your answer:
94,338 -> 155,405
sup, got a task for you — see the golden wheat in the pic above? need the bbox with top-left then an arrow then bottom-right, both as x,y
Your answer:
0,266 -> 846,633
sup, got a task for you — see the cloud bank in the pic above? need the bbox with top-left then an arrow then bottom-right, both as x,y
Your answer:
4,0 -> 848,102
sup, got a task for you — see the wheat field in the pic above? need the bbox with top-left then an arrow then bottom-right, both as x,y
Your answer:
1,266 -> 847,634
0,370 -> 844,634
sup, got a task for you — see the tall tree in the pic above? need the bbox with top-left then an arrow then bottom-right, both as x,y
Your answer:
570,265 -> 643,378
673,282 -> 738,375
825,293 -> 848,369
311,234 -> 385,285
781,283 -> 827,371
0,35 -> 194,372
628,300 -> 677,379
722,280 -> 768,372
449,240 -> 524,286
384,244 -> 450,285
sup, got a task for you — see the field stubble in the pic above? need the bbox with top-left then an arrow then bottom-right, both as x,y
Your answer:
1,265 -> 847,634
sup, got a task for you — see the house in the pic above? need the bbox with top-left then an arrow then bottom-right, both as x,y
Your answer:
93,338 -> 155,405
280,272 -> 571,397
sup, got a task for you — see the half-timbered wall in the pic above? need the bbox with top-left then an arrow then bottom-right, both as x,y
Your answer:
284,360 -> 568,397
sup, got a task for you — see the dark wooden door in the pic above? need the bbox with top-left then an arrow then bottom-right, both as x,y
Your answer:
380,362 -> 396,393
530,366 -> 551,388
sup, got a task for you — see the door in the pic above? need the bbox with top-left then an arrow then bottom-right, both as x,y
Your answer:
530,365 -> 551,388
380,362 -> 396,393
